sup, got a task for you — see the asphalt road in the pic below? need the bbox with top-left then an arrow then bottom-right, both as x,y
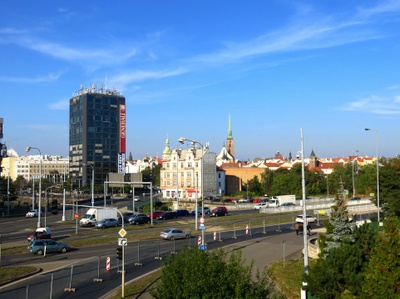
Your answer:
0,218 -> 310,298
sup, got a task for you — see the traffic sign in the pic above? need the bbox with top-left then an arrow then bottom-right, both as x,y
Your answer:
199,216 -> 205,224
119,228 -> 127,238
198,244 -> 207,251
199,224 -> 205,230
118,238 -> 128,246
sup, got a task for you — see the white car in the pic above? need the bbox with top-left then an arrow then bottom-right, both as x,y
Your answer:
26,210 -> 42,218
295,214 -> 317,223
254,203 -> 267,210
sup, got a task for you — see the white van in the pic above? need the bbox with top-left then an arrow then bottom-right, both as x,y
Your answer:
268,198 -> 279,208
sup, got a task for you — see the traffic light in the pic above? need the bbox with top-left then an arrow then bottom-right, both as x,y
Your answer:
116,246 -> 122,260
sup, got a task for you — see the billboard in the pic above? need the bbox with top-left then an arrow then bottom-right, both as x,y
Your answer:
119,104 -> 126,153
118,153 -> 125,174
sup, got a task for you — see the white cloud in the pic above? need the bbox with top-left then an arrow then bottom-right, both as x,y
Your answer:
343,94 -> 400,115
49,99 -> 69,110
0,72 -> 61,83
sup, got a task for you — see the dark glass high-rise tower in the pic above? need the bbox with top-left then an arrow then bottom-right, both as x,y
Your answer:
69,84 -> 126,187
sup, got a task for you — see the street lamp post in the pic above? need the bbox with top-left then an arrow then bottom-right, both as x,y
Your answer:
62,165 -> 66,221
26,146 -> 42,228
6,168 -> 10,216
178,137 -> 208,246
300,128 -> 309,297
352,150 -> 359,198
365,128 -> 380,223
83,163 -> 95,207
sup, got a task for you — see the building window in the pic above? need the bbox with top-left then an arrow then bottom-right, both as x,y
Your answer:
188,162 -> 192,168
187,181 -> 191,187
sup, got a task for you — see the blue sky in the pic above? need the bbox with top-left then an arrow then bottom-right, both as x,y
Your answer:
1,1 -> 400,161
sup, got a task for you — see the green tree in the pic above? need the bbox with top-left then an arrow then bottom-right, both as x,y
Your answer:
362,217 -> 400,298
307,223 -> 377,298
152,247 -> 283,299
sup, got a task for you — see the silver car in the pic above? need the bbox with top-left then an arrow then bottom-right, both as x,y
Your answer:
95,218 -> 120,228
160,228 -> 190,240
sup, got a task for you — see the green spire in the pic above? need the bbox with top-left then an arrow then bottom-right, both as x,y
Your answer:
163,135 -> 172,155
228,114 -> 232,139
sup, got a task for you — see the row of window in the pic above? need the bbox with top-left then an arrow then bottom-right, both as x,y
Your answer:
165,162 -> 199,169
162,180 -> 192,187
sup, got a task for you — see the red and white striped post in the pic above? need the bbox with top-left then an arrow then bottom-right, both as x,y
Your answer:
106,257 -> 110,272
246,224 -> 249,235
197,236 -> 202,246
213,231 -> 216,241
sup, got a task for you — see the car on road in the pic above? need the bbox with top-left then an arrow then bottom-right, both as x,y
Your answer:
95,218 -> 120,228
147,210 -> 164,219
160,228 -> 190,240
129,215 -> 151,225
27,227 -> 52,242
26,209 -> 42,217
295,214 -> 317,223
28,239 -> 70,255
126,213 -> 146,223
209,208 -> 228,217
175,209 -> 190,217
121,212 -> 135,223
157,211 -> 178,220
281,202 -> 296,207
191,207 -> 211,216
254,203 -> 268,210
350,197 -> 361,201
238,198 -> 251,203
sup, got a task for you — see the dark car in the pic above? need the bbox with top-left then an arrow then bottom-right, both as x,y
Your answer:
157,211 -> 178,220
129,215 -> 151,225
210,208 -> 228,217
121,212 -> 135,223
175,209 -> 190,217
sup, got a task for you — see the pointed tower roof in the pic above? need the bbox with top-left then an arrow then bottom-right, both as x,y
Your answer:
227,113 -> 233,139
163,135 -> 172,155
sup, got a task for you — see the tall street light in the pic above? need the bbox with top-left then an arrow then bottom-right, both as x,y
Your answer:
365,128 -> 380,223
352,150 -> 359,198
178,137 -> 208,239
84,163 -> 95,207
26,146 -> 42,228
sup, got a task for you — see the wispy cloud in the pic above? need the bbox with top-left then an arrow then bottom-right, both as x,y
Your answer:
191,1 -> 399,65
112,69 -> 188,86
343,94 -> 400,115
0,72 -> 61,83
49,99 -> 69,110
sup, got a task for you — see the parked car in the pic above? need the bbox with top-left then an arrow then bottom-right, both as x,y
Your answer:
350,197 -> 361,201
295,214 -> 317,223
160,228 -> 190,240
95,218 -> 120,228
26,209 -> 42,218
27,227 -> 52,242
238,198 -> 251,203
147,210 -> 164,219
212,206 -> 228,213
127,213 -> 146,223
121,212 -> 135,223
28,239 -> 70,255
157,211 -> 178,220
254,203 -> 267,210
129,215 -> 151,225
175,209 -> 190,217
281,202 -> 296,207
210,208 -> 228,217
191,207 -> 211,216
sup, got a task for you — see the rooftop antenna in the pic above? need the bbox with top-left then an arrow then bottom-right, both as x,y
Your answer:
105,75 -> 108,90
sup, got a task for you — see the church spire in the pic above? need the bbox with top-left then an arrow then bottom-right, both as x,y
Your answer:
163,135 -> 172,155
228,113 -> 233,139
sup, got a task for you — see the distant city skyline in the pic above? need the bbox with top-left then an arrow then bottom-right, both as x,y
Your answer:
2,1 -> 400,160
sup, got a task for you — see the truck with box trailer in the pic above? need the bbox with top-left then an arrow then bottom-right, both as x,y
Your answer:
79,208 -> 118,227
268,195 -> 296,208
